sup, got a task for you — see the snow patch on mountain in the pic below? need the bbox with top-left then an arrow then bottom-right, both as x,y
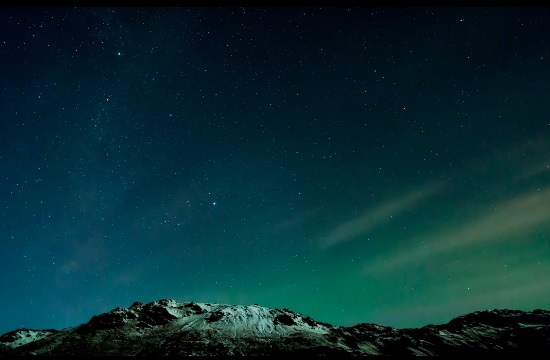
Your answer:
0,328 -> 57,349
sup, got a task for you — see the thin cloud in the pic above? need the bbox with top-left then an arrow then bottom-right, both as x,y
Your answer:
368,271 -> 550,328
515,159 -> 550,181
363,185 -> 550,275
272,207 -> 321,233
494,137 -> 550,182
319,181 -> 444,250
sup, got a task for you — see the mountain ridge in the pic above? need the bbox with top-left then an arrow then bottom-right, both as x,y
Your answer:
1,299 -> 549,355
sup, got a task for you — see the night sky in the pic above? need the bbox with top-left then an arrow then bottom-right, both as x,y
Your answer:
1,7 -> 550,335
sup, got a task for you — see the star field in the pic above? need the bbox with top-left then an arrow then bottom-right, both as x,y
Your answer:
1,7 -> 549,334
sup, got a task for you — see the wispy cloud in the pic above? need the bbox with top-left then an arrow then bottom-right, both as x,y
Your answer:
56,235 -> 110,281
319,181 -> 444,250
515,159 -> 550,181
272,207 -> 321,233
491,137 -> 550,182
362,185 -> 550,275
366,266 -> 550,328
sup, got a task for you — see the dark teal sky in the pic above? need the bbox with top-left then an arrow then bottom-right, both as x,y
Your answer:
1,7 -> 549,335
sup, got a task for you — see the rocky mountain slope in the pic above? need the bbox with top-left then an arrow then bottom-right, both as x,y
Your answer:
1,299 -> 549,355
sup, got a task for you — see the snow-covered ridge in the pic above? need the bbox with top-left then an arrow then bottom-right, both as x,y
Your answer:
78,299 -> 332,338
0,328 -> 57,349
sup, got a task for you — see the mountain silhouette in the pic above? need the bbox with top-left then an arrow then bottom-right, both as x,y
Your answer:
1,299 -> 549,355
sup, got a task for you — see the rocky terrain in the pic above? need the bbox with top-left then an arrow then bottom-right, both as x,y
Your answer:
1,299 -> 549,355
